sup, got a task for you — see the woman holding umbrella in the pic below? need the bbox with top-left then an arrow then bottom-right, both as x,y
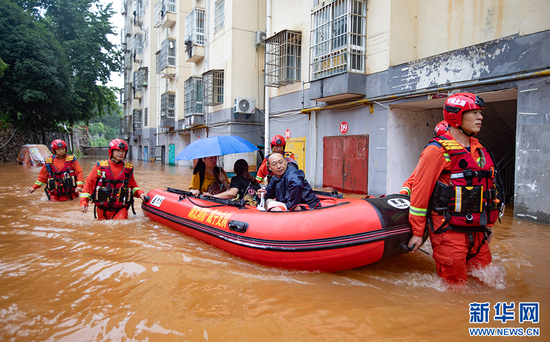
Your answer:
189,156 -> 230,196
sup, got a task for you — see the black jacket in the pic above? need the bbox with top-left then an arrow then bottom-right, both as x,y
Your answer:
265,163 -> 320,210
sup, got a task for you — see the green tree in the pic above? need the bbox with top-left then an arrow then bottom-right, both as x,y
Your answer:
0,57 -> 7,78
0,0 -> 120,135
89,122 -> 105,136
0,0 -> 74,132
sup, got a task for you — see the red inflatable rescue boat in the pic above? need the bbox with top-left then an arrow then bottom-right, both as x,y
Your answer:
142,188 -> 414,272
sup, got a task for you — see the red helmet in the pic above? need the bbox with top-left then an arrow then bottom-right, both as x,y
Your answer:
270,135 -> 286,148
433,120 -> 449,137
443,92 -> 485,127
109,139 -> 128,158
51,139 -> 67,151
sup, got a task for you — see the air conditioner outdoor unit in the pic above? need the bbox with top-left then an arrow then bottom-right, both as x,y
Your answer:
234,98 -> 255,114
255,31 -> 266,46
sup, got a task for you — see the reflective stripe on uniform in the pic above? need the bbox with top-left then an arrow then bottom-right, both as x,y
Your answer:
400,187 -> 411,196
443,152 -> 450,162
132,187 -> 139,195
80,192 -> 92,199
76,181 -> 84,185
409,206 -> 427,217
35,181 -> 46,186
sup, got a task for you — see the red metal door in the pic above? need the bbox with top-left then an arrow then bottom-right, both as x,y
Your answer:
323,135 -> 369,194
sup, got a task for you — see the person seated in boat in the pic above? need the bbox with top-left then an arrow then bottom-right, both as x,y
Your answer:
27,139 -> 84,201
257,152 -> 320,211
204,159 -> 261,206
256,135 -> 296,185
189,156 -> 230,196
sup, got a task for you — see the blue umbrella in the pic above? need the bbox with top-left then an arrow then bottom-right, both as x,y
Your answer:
175,135 -> 259,161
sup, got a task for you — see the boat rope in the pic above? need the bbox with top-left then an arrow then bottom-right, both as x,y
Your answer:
0,128 -> 17,149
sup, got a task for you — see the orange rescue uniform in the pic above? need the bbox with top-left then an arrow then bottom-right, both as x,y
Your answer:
408,134 -> 492,285
32,155 -> 84,201
80,160 -> 144,220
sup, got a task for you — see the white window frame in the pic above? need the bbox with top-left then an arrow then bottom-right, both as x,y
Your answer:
185,8 -> 205,46
214,0 -> 225,33
309,0 -> 366,80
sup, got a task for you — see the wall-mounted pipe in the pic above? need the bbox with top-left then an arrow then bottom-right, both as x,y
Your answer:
300,68 -> 550,114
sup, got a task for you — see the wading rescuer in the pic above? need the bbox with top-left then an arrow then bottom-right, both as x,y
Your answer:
27,139 -> 84,201
406,92 -> 505,286
256,135 -> 296,184
80,139 -> 146,220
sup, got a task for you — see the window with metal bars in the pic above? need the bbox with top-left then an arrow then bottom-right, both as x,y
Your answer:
134,33 -> 143,62
184,76 -> 203,115
203,70 -> 224,106
136,67 -> 148,87
309,0 -> 366,80
124,83 -> 133,103
185,8 -> 205,46
143,28 -> 149,48
156,38 -> 176,74
133,109 -> 142,130
161,93 -> 176,118
133,71 -> 142,95
144,107 -> 148,126
214,0 -> 224,33
265,30 -> 302,88
162,0 -> 175,14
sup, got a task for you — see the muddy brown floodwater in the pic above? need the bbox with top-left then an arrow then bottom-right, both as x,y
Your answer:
0,157 -> 548,341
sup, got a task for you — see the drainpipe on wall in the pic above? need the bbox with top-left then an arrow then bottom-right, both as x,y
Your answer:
300,68 -> 550,114
204,0 -> 209,138
264,0 -> 271,156
310,110 -> 318,187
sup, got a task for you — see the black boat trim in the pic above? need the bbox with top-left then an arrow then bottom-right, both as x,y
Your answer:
142,203 -> 411,252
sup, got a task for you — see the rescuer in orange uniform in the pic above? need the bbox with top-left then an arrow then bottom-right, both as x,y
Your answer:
256,135 -> 296,184
406,93 -> 505,286
399,121 -> 449,196
27,139 -> 84,201
80,139 -> 146,220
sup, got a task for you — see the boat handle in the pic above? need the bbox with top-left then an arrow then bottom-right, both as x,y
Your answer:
228,220 -> 248,233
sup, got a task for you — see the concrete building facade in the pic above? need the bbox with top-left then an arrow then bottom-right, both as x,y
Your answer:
121,0 -> 266,170
121,0 -> 550,224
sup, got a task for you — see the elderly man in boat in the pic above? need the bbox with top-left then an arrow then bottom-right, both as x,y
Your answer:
257,152 -> 320,211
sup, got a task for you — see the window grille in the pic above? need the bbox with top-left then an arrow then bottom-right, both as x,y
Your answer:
161,92 -> 176,118
143,28 -> 149,48
124,83 -> 133,103
134,0 -> 143,17
203,70 -> 224,106
156,38 -> 176,74
265,30 -> 302,88
133,109 -> 142,130
184,76 -> 203,116
214,0 -> 225,33
185,8 -> 205,46
134,33 -> 143,60
144,107 -> 148,126
133,71 -> 142,94
154,1 -> 160,27
309,0 -> 366,80
137,67 -> 148,87
125,16 -> 133,36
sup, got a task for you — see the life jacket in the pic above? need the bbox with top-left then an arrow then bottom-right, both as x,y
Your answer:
44,155 -> 78,200
427,134 -> 504,235
92,161 -> 135,215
